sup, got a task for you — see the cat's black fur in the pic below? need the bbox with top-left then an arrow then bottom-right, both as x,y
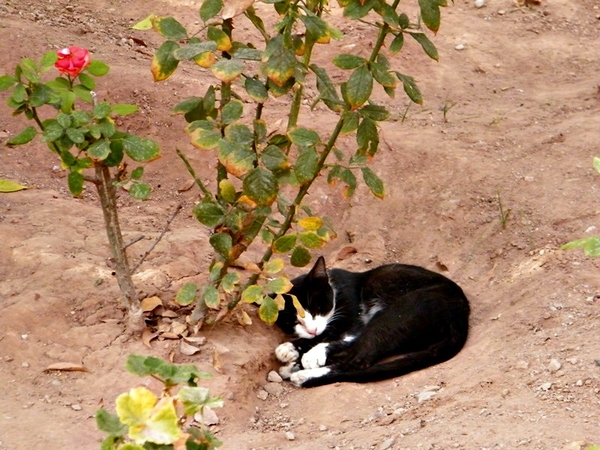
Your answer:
274,256 -> 470,388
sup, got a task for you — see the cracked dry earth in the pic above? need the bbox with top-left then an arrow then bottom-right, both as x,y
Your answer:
0,0 -> 599,449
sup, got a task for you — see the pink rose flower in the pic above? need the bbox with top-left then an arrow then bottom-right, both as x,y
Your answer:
55,46 -> 91,77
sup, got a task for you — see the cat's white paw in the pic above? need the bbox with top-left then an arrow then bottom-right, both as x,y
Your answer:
290,367 -> 331,387
278,362 -> 300,380
301,343 -> 329,369
275,342 -> 299,364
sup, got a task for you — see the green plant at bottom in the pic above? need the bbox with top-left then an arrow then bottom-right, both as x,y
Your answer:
96,355 -> 223,450
562,157 -> 600,256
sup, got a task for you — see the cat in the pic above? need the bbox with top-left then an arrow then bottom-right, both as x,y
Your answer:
274,256 -> 470,388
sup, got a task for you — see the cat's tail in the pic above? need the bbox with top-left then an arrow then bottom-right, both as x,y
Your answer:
300,339 -> 466,388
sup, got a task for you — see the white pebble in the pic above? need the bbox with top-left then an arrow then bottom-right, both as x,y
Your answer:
256,388 -> 268,401
455,44 -> 466,51
285,431 -> 295,441
474,0 -> 485,8
549,359 -> 562,372
319,424 -> 328,431
267,370 -> 283,383
417,391 -> 437,403
71,404 -> 82,411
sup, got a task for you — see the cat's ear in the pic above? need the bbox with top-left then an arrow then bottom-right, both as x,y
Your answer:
309,256 -> 328,280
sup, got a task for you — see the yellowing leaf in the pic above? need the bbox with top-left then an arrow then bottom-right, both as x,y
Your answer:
292,295 -> 306,318
0,179 -> 28,193
263,258 -> 285,274
267,276 -> 293,294
258,295 -> 279,325
194,51 -> 216,68
241,284 -> 263,303
298,217 -> 323,231
274,294 -> 286,310
222,0 -> 255,19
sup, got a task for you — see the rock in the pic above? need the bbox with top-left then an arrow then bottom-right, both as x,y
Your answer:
575,379 -> 583,386
263,382 -> 284,397
516,360 -> 529,370
267,370 -> 283,383
474,0 -> 485,8
379,437 -> 396,450
285,431 -> 296,441
539,382 -> 552,391
565,358 -> 578,365
561,442 -> 587,450
70,404 -> 82,411
417,391 -> 437,403
455,44 -> 466,51
549,359 -> 562,372
195,406 -> 219,426
256,388 -> 268,400
319,424 -> 328,431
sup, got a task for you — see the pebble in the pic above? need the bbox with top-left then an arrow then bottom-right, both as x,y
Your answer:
70,404 -> 82,411
196,406 -> 219,425
575,379 -> 583,387
516,360 -> 529,370
417,391 -> 437,403
21,362 -> 30,368
319,424 -> 328,431
263,382 -> 284,397
565,358 -> 578,365
256,388 -> 268,401
539,382 -> 552,391
267,370 -> 283,383
455,44 -> 466,51
379,437 -> 396,450
474,0 -> 485,8
548,359 -> 562,372
285,431 -> 295,441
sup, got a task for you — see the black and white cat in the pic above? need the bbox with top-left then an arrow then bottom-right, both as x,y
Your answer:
274,256 -> 470,388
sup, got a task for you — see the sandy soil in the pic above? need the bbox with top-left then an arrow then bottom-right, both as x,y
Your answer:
0,0 -> 599,449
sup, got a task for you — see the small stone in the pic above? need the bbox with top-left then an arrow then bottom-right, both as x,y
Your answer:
498,9 -> 506,15
195,406 -> 219,425
474,0 -> 485,8
51,379 -> 62,387
285,431 -> 295,441
256,388 -> 268,400
516,360 -> 529,370
267,370 -> 283,383
263,382 -> 284,397
379,437 -> 396,450
417,391 -> 437,403
319,424 -> 328,431
539,382 -> 552,391
71,404 -> 82,411
455,44 -> 466,51
575,379 -> 583,387
565,358 -> 578,365
549,359 -> 562,372
4,356 -> 14,362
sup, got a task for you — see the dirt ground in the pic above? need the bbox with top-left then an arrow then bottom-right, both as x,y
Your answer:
0,0 -> 599,449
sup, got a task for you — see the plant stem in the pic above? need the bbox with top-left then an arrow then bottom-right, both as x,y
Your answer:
176,148 -> 214,200
95,164 -> 143,334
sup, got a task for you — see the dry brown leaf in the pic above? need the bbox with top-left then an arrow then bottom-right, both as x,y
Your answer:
180,340 -> 201,356
141,296 -> 163,313
237,309 -> 252,326
212,348 -> 223,373
160,309 -> 179,318
221,0 -> 255,20
170,322 -> 188,336
177,178 -> 195,193
161,332 -> 180,340
436,261 -> 449,271
183,336 -> 207,346
44,362 -> 88,372
142,328 -> 158,349
337,246 -> 358,260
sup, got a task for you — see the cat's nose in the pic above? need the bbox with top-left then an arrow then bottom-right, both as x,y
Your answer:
307,327 -> 318,336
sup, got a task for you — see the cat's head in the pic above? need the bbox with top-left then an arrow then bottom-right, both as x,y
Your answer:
278,256 -> 335,339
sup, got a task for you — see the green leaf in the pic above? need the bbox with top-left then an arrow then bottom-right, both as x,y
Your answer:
389,33 -> 404,54
241,285 -> 264,303
258,296 -> 279,325
309,64 -> 343,113
290,246 -> 312,267
361,167 -> 385,199
87,140 -> 111,160
29,83 -> 53,107
300,14 -> 331,43
221,272 -> 240,293
343,0 -> 376,19
360,104 -> 390,121
298,231 -> 326,249
173,42 -> 218,60
593,156 -> 600,174
68,171 -> 84,196
419,0 -> 446,34
176,283 -> 197,306
7,126 -> 37,146
19,58 -> 40,83
151,41 -> 180,82
233,47 -> 263,61
264,258 -> 285,274
267,277 -> 293,294
288,127 -> 320,147
210,232 -> 233,259
177,386 -> 223,416
244,77 -> 268,103
243,167 -> 278,206
95,409 -> 127,436
0,179 -> 28,193
344,65 -> 373,109
173,97 -> 202,115
210,58 -> 244,83
152,16 -> 188,39
219,179 -> 237,203
222,99 -> 244,124
562,236 -> 600,257
370,62 -> 396,89
87,60 -> 110,76
203,285 -> 220,309
207,26 -> 232,51
398,12 -> 410,29
261,145 -> 289,172
272,234 -> 297,253
262,35 -> 296,87
193,202 -> 225,227
410,32 -> 439,61
112,104 -> 138,116
73,84 -> 93,103
294,147 -> 318,184
65,127 -> 85,144
94,101 -> 112,119
332,54 -> 366,70
341,111 -> 359,135
200,0 -> 224,21
122,135 -> 161,162
188,125 -> 222,150
218,141 -> 255,177
0,75 -> 17,90
129,182 -> 151,200
395,72 -> 423,104
78,72 -> 96,90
